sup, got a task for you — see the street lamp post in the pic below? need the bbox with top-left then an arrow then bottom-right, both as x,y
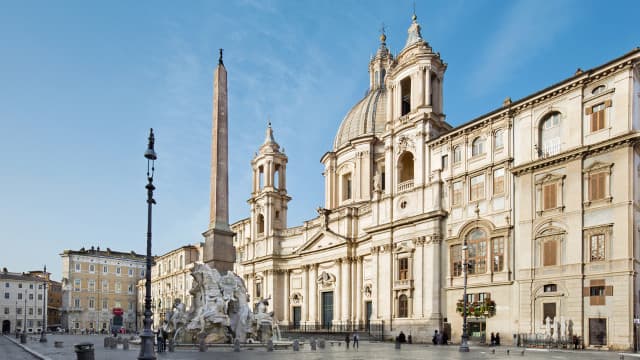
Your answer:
39,265 -> 47,342
138,128 -> 157,360
459,236 -> 470,352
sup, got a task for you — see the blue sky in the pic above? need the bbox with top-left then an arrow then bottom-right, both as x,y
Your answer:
1,0 -> 638,280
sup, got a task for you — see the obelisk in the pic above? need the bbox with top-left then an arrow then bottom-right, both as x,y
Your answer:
203,49 -> 235,272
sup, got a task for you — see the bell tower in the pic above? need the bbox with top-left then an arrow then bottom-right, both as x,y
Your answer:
249,123 -> 291,252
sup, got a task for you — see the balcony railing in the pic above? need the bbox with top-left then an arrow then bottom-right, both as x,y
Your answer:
397,179 -> 414,192
393,279 -> 414,289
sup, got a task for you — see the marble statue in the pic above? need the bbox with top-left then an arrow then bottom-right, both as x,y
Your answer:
162,262 -> 274,344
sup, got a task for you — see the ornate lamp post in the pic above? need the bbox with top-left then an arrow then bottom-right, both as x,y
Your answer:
459,237 -> 470,352
138,128 -> 157,360
39,265 -> 47,342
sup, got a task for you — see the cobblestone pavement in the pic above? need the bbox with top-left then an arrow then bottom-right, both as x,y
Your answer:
3,334 -> 637,360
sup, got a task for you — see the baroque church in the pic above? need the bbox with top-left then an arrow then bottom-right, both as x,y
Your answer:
227,14 -> 640,349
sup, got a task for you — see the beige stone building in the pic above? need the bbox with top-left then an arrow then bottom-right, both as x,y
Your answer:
60,247 -> 145,333
136,244 -> 202,329
28,269 -> 62,331
229,13 -> 640,350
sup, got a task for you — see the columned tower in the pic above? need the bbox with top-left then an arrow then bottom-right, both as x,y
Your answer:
203,49 -> 235,272
249,123 -> 290,250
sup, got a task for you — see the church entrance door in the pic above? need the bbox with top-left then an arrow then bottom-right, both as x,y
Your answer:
321,292 -> 333,329
292,306 -> 301,329
2,320 -> 10,334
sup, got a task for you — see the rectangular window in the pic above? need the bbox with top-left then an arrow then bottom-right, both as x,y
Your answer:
451,245 -> 462,277
128,283 -> 134,294
543,303 -> 556,322
74,298 -> 80,308
89,298 -> 95,309
28,308 -> 33,315
590,285 -> 606,306
115,282 -> 121,294
441,155 -> 448,170
37,294 -> 42,300
4,307 -> 9,314
116,267 -> 121,275
589,172 -> 606,201
102,299 -> 108,310
453,147 -> 462,163
37,308 -> 42,315
103,265 -> 108,273
543,183 -> 557,210
590,234 -> 605,262
470,174 -> 485,201
16,308 -> 22,315
88,280 -> 95,292
543,240 -> 558,266
74,279 -> 81,292
4,283 -> 8,288
4,292 -> 9,299
342,173 -> 352,201
493,168 -> 504,195
128,269 -> 133,277
492,237 -> 504,271
89,264 -> 95,273
28,293 -> 33,300
589,318 -> 607,346
398,258 -> 409,280
102,280 -> 108,292
591,103 -> 605,132
452,181 -> 463,206
75,263 -> 80,272
17,293 -> 22,300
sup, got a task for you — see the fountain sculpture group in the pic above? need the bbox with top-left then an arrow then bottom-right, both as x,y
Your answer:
160,263 -> 275,344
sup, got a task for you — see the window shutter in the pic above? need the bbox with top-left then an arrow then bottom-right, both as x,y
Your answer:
583,287 -> 590,296
605,285 -> 613,296
585,107 -> 593,115
543,240 -> 557,266
604,99 -> 612,107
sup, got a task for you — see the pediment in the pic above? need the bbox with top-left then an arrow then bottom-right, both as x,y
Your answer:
583,161 -> 612,173
296,230 -> 346,254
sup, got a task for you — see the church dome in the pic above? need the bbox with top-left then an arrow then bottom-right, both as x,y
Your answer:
333,87 -> 387,150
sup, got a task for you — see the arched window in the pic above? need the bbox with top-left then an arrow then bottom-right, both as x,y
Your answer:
398,294 -> 408,318
471,137 -> 485,157
592,85 -> 605,95
494,129 -> 504,150
274,165 -> 280,189
467,229 -> 487,275
398,151 -> 414,183
257,214 -> 265,235
258,165 -> 265,189
539,112 -> 561,157
401,77 -> 411,115
380,69 -> 386,86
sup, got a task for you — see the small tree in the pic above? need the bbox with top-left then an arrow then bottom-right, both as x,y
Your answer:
456,298 -> 496,318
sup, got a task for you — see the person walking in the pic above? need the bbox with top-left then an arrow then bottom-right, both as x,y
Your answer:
345,333 -> 350,349
353,332 -> 359,350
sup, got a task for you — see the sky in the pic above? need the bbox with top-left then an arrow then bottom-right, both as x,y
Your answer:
1,0 -> 639,281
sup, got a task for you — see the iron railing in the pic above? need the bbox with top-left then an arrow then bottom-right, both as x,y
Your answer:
517,333 -> 583,349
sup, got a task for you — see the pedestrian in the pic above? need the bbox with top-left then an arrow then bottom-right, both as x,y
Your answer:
432,330 -> 438,345
490,332 -> 495,346
442,330 -> 449,345
353,332 -> 359,350
345,333 -> 350,349
408,334 -> 412,344
495,332 -> 501,346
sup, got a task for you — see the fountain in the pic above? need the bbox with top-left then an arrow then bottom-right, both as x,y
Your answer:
161,262 -> 276,345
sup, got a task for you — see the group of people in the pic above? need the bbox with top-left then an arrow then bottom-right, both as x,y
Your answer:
344,332 -> 360,350
431,330 -> 449,345
490,332 -> 501,346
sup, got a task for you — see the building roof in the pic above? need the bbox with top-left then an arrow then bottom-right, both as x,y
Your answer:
0,270 -> 45,282
60,246 -> 146,261
333,87 -> 387,150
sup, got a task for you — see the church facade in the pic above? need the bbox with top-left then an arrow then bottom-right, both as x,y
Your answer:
229,15 -> 640,349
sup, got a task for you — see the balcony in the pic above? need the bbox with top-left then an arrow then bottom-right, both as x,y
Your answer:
397,180 -> 414,193
393,279 -> 413,290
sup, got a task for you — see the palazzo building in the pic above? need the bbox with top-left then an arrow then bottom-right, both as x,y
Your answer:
136,244 -> 202,329
0,269 -> 47,334
60,247 -> 146,333
230,14 -> 640,349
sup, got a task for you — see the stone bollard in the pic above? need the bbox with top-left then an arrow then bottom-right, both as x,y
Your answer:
293,339 -> 300,351
122,339 -> 129,350
168,339 -> 175,352
103,337 -> 110,348
395,339 -> 401,350
318,339 -> 325,349
54,341 -> 64,348
267,339 -> 274,352
109,337 -> 117,349
310,338 -> 317,351
234,338 -> 241,352
199,338 -> 207,352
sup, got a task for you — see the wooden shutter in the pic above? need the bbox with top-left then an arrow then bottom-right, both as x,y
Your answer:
585,107 -> 593,115
604,99 -> 612,107
605,285 -> 613,296
583,287 -> 590,296
543,240 -> 557,266
543,184 -> 557,210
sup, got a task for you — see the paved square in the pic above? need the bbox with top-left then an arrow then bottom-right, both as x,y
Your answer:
3,334 -> 636,360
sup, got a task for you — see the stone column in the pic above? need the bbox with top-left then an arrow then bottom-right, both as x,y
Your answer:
417,66 -> 426,107
283,270 -> 290,324
335,259 -> 342,322
309,264 -> 318,323
341,258 -> 350,322
414,237 -> 425,318
425,70 -> 431,106
303,265 -> 309,322
356,256 -> 363,323
372,247 -> 380,318
386,83 -> 394,124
